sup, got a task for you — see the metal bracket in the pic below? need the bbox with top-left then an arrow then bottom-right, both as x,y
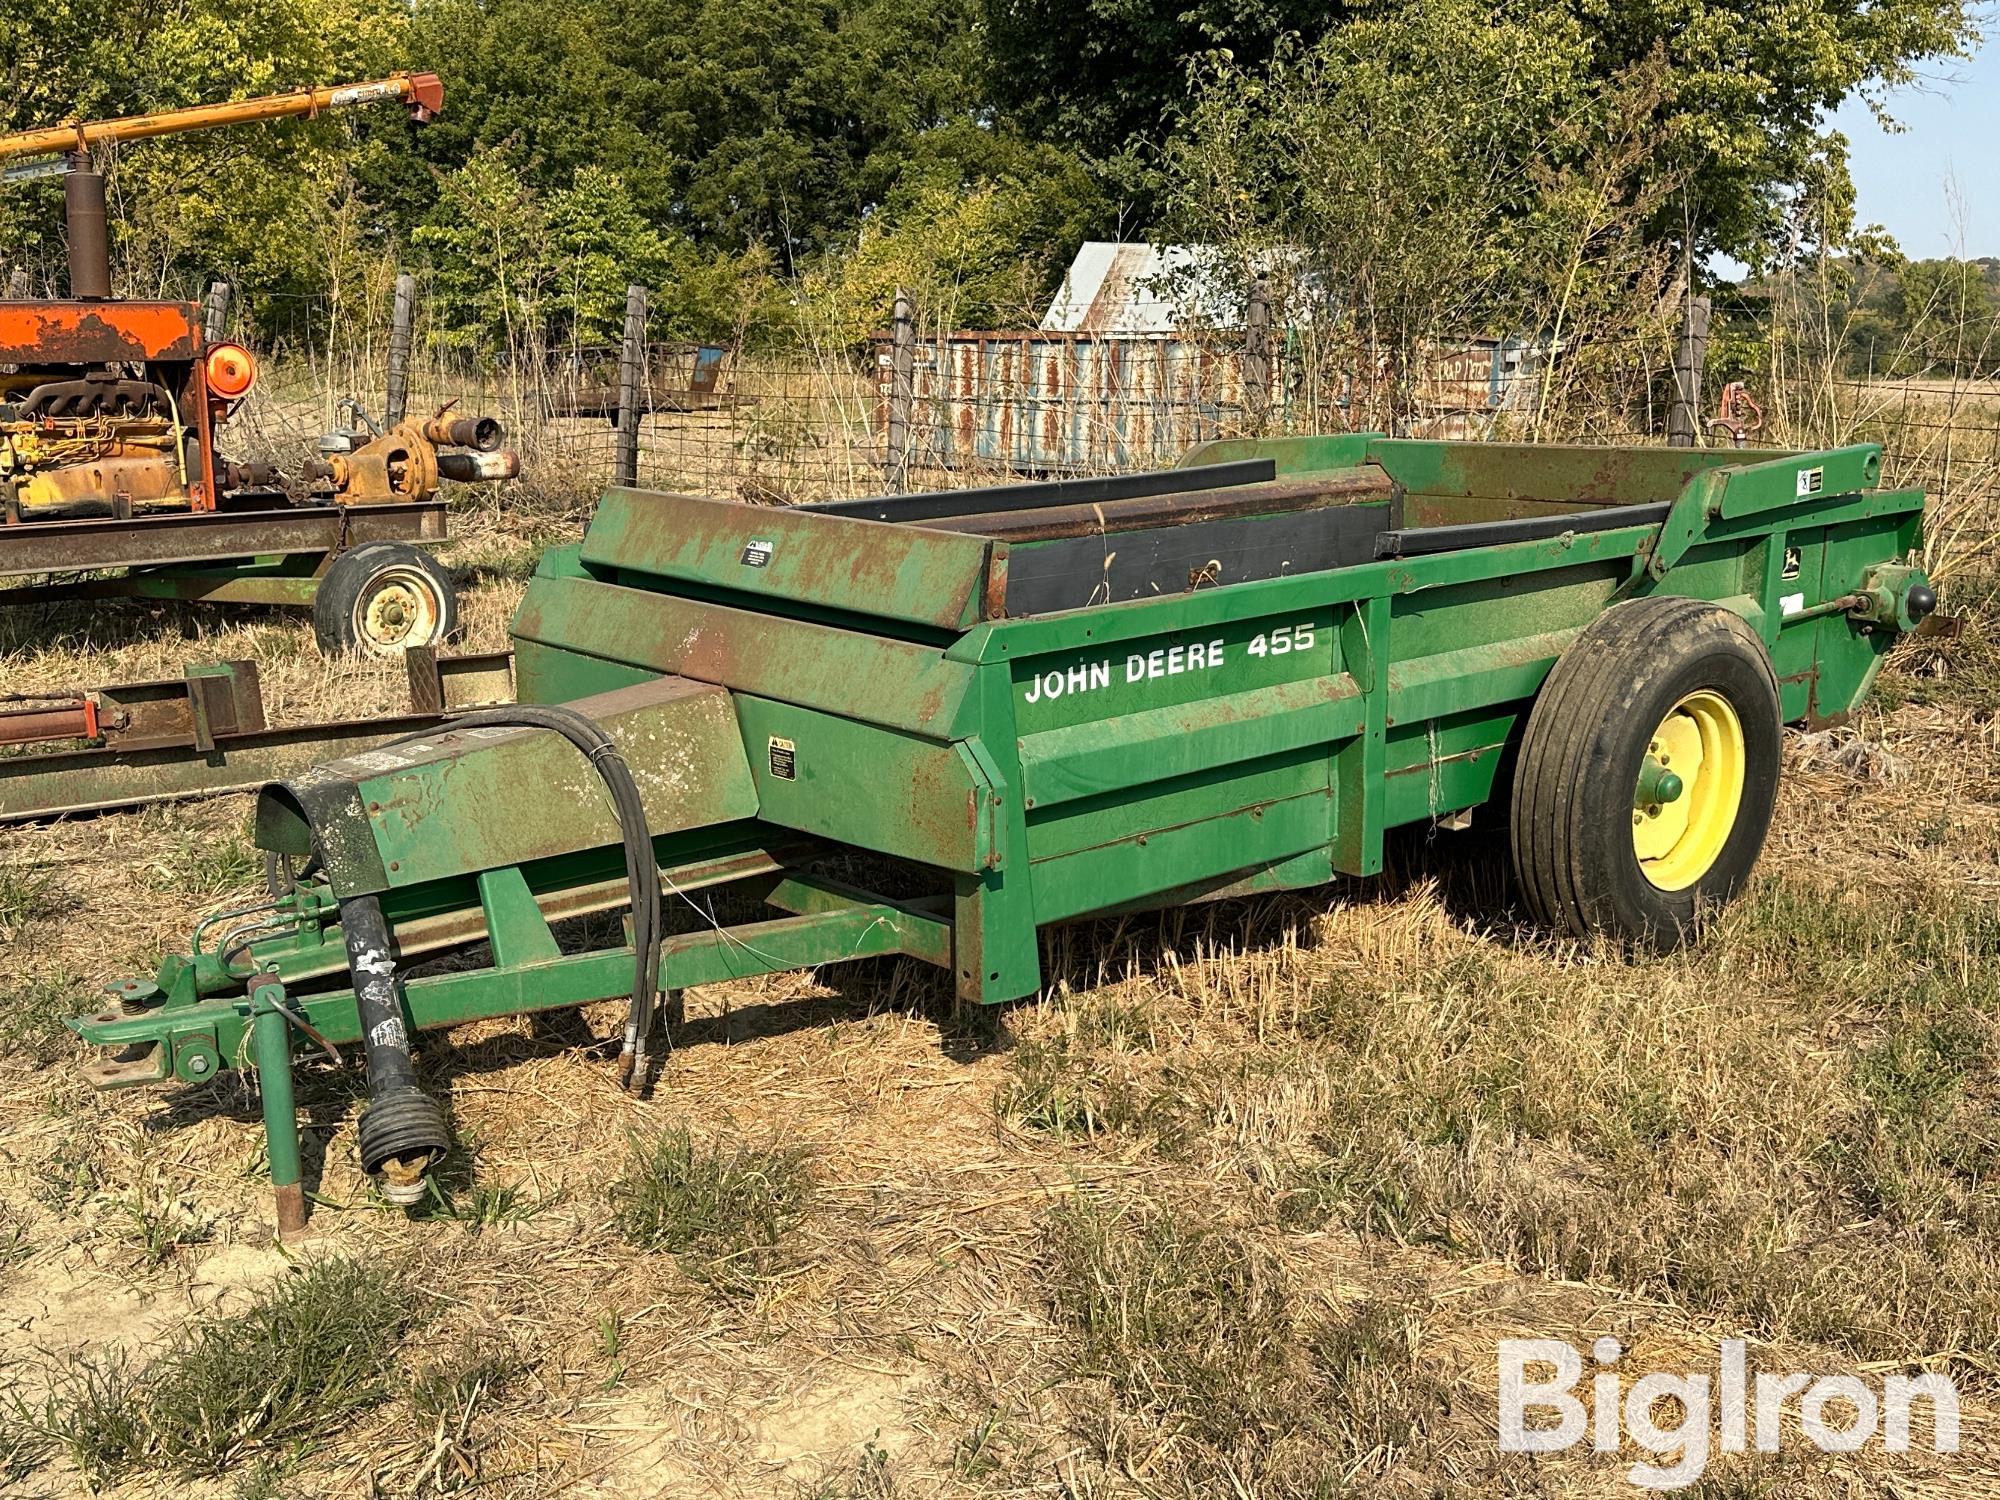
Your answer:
1624,445 -> 1885,595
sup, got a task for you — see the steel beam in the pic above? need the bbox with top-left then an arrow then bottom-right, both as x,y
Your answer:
1,712 -> 468,821
0,650 -> 514,822
0,501 -> 446,579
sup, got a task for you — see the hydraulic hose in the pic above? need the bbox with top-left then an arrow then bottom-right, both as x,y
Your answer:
402,705 -> 665,1088
332,702 -> 665,1206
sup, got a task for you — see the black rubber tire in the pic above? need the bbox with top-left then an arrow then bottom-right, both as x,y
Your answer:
312,541 -> 458,658
1509,596 -> 1782,950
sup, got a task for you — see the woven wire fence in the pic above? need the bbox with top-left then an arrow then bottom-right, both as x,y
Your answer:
207,280 -> 2000,556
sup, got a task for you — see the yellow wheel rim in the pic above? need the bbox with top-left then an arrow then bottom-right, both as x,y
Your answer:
354,567 -> 442,656
1632,690 -> 1745,892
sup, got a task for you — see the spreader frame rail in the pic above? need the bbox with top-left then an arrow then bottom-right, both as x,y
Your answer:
81,869 -> 952,1095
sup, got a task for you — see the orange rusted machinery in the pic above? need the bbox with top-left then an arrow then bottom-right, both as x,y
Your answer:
0,76 -> 519,655
0,74 -> 459,522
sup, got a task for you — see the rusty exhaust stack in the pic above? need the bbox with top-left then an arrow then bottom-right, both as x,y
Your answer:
63,154 -> 110,300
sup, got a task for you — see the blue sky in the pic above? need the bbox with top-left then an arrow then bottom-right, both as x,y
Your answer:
1830,27 -> 1997,258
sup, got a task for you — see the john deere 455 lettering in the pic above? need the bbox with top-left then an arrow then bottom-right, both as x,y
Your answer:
73,435 -> 1933,1232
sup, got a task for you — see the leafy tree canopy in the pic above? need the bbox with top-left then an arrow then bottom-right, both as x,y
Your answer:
400,0 -> 1010,261
986,0 -> 1981,260
0,0 -> 1981,351
0,0 -> 412,299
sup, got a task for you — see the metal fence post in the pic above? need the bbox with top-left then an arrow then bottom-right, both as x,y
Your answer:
1243,277 -> 1272,432
1667,293 -> 1711,447
202,280 -> 231,345
885,287 -> 915,491
385,271 -> 416,427
615,283 -> 649,488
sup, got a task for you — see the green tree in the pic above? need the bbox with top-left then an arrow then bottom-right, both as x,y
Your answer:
987,0 -> 1980,260
400,0 -> 998,263
542,167 -> 676,345
1891,258 -> 2000,377
412,151 -> 549,352
1160,0 -> 1685,431
0,0 -> 413,306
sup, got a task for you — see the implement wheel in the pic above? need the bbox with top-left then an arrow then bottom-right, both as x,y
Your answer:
313,541 -> 458,658
1510,596 -> 1781,950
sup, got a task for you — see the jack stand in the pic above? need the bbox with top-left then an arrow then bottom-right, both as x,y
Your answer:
250,974 -> 309,1239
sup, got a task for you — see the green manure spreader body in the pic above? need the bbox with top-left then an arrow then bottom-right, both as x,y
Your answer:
75,435 -> 1932,1228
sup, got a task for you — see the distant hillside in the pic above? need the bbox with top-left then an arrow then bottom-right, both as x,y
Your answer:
1792,258 -> 1992,378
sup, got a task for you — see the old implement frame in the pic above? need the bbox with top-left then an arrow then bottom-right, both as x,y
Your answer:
1,648 -> 512,820
0,499 -> 446,593
73,435 -> 1933,1233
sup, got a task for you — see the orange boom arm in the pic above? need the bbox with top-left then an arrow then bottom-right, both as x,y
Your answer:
0,73 -> 442,161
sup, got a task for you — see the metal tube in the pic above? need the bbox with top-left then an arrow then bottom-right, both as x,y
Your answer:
0,75 -> 444,162
0,701 -> 95,747
339,892 -> 449,1206
419,414 -> 504,452
63,159 -> 110,300
1782,591 -> 1868,625
251,977 -> 308,1237
436,450 -> 519,482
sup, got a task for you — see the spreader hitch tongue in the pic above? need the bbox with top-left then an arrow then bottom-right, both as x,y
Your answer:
341,893 -> 449,1204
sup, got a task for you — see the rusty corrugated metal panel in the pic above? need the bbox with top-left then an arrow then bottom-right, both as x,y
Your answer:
868,326 -> 1515,474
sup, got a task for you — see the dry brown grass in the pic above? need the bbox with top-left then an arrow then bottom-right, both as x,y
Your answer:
2,486 -> 2000,1496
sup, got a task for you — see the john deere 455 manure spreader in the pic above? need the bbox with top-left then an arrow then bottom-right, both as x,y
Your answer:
74,435 -> 1934,1231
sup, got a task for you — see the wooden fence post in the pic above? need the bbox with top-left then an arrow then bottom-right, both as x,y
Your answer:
885,287 -> 915,491
202,280 -> 231,345
1243,277 -> 1272,431
385,271 -> 416,427
1667,293 -> 1711,447
615,283 -> 649,488
6,269 -> 29,299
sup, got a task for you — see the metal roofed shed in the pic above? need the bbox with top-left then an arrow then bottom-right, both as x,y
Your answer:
1041,242 -> 1244,335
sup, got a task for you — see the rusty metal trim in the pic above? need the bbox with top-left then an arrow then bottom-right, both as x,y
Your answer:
0,301 -> 200,363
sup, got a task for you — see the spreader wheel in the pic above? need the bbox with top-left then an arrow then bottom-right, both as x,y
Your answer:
1509,595 -> 1782,950
313,541 -> 459,658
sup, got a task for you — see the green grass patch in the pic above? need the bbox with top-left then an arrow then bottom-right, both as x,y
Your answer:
1012,864 -> 2000,1373
994,1035 -> 1142,1138
32,1116 -> 106,1211
0,974 -> 86,1065
0,863 -> 66,944
1041,1193 -> 1450,1492
0,1394 -> 53,1485
30,1259 -> 422,1481
27,1349 -> 146,1487
425,1177 -> 549,1232
609,1125 -> 812,1291
143,825 -> 264,898
109,1188 -> 213,1267
145,1259 -> 421,1473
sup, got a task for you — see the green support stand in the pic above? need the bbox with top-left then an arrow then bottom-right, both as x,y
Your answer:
250,975 -> 308,1238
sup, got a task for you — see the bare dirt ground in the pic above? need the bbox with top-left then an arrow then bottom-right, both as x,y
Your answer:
2,500 -> 1999,1499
